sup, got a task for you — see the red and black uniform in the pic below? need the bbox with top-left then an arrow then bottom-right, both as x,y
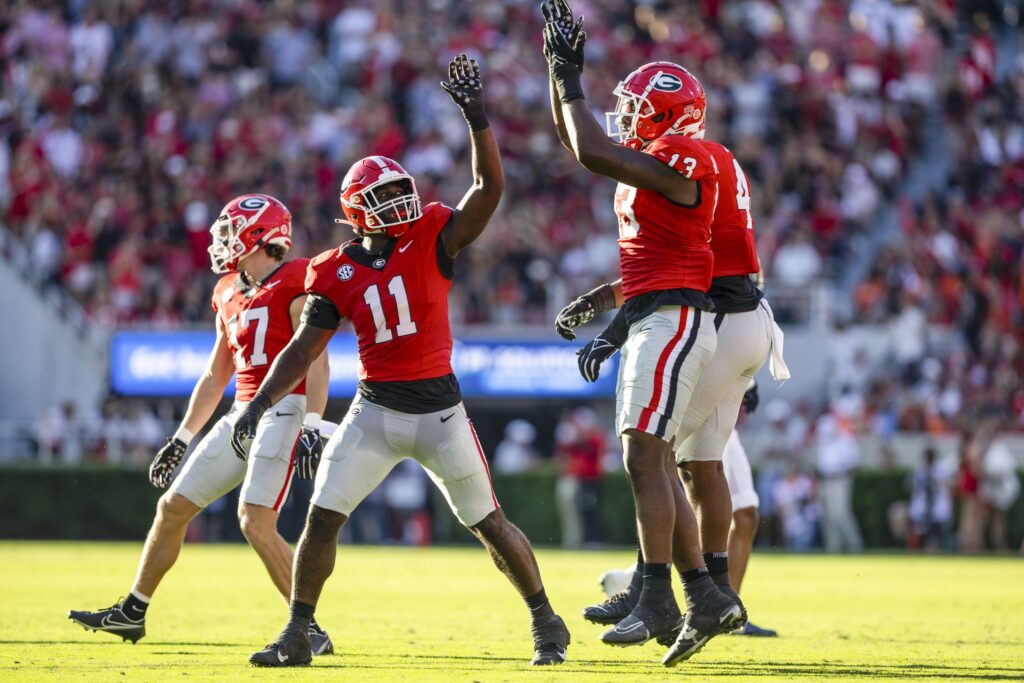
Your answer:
212,258 -> 308,401
613,134 -> 718,324
303,202 -> 459,413
701,139 -> 764,314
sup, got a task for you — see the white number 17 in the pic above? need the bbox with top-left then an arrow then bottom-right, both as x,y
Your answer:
228,306 -> 269,367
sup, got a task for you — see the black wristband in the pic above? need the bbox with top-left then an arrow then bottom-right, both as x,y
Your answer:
462,104 -> 490,133
585,283 -> 617,315
249,391 -> 272,415
551,63 -> 584,103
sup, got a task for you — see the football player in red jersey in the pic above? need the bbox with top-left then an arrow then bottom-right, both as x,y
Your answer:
560,136 -> 792,659
68,194 -> 334,656
233,55 -> 571,668
539,0 -> 742,658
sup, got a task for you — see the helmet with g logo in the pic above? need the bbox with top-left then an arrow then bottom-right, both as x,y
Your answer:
338,156 -> 422,238
606,62 -> 707,147
208,194 -> 292,273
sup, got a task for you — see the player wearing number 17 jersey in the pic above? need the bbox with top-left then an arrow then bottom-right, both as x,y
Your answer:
233,54 -> 570,669
68,193 -> 333,656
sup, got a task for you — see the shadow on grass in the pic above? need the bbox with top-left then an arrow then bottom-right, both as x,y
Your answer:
0,640 -> 243,648
306,652 -> 1024,680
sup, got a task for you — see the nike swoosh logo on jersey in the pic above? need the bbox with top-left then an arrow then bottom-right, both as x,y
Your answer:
440,413 -> 455,423
264,280 -> 281,289
398,241 -> 414,253
276,411 -> 295,417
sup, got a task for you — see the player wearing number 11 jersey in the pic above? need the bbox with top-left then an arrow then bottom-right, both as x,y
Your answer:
234,54 -> 570,669
68,193 -> 333,655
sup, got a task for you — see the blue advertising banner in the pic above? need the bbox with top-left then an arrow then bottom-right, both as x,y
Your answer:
109,331 -> 618,399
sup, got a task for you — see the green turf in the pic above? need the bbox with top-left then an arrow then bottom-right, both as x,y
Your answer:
1,542 -> 1021,682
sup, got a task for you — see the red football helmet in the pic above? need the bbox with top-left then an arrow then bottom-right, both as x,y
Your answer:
605,62 -> 707,147
338,156 -> 422,238
208,193 -> 292,273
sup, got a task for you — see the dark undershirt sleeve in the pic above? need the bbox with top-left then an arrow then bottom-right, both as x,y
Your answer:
435,216 -> 456,280
301,293 -> 342,330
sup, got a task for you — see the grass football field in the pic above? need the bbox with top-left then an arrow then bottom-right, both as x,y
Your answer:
1,542 -> 1021,682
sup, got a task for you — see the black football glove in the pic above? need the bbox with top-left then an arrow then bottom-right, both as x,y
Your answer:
577,333 -> 619,383
441,53 -> 489,132
295,426 -> 324,480
541,0 -> 585,72
230,392 -> 272,461
576,307 -> 630,381
555,297 -> 596,341
742,382 -> 760,414
149,437 -> 186,489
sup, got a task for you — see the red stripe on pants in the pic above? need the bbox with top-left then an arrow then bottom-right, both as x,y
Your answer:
272,435 -> 300,512
636,308 -> 689,433
468,421 -> 500,509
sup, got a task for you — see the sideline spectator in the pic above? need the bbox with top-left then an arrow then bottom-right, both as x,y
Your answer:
493,419 -> 540,474
554,407 -> 605,548
771,463 -> 818,551
956,428 -> 984,553
907,446 -> 954,551
979,433 -> 1022,551
815,394 -> 864,553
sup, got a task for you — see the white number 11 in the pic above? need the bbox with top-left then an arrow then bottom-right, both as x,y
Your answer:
363,275 -> 418,343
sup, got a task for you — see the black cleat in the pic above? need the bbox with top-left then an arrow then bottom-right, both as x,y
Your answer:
732,622 -> 777,637
656,623 -> 682,648
716,582 -> 748,630
309,621 -> 334,656
531,614 -> 570,665
68,598 -> 146,644
583,586 -> 639,625
662,586 -> 743,667
601,600 -> 683,647
249,627 -> 312,667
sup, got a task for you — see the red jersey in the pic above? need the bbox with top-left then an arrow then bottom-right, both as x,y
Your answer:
702,140 -> 760,277
614,135 -> 718,300
305,202 -> 455,383
211,259 -> 308,401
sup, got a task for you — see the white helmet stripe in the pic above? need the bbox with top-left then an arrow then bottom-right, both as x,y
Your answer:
370,155 -> 400,180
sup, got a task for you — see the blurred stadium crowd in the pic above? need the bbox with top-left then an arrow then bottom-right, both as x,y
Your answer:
2,1 -> 1022,551
4,0 -> 1013,323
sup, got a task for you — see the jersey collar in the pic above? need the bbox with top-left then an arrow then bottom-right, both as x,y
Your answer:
343,238 -> 396,271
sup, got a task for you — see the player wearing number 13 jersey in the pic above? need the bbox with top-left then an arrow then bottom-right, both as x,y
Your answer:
69,193 -> 334,656
234,54 -> 570,669
544,8 -> 741,663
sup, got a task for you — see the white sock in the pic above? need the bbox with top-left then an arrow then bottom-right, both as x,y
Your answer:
129,589 -> 151,604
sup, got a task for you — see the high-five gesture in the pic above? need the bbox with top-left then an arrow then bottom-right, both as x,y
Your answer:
541,0 -> 585,72
441,53 -> 489,132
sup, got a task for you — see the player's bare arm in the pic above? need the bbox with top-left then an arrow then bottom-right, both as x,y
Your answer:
290,294 -> 331,479
440,54 -> 505,257
542,0 -> 582,152
541,18 -> 697,204
149,317 -> 234,488
289,295 -> 330,417
230,322 -> 334,460
182,316 -> 236,435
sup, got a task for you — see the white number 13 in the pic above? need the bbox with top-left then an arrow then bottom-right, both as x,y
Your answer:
668,154 -> 698,178
364,275 -> 418,343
